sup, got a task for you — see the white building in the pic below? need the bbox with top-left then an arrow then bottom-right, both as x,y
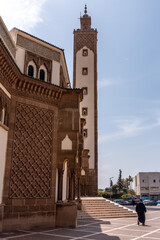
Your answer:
134,172 -> 160,200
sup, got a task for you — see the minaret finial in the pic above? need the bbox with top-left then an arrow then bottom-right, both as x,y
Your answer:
84,4 -> 87,14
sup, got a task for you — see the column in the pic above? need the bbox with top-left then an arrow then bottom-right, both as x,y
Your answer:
58,169 -> 63,202
69,171 -> 75,201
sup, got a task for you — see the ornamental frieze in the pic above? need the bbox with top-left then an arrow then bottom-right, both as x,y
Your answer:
0,39 -> 65,106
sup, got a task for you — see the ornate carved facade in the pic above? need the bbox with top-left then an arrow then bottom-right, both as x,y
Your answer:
0,6 -> 97,231
0,19 -> 83,231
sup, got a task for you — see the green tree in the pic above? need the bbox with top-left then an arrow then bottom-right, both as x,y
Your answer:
110,179 -> 113,187
112,184 -> 119,194
117,169 -> 123,192
122,175 -> 133,190
128,189 -> 136,195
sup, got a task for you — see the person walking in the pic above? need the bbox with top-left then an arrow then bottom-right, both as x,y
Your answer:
136,199 -> 147,225
131,196 -> 135,207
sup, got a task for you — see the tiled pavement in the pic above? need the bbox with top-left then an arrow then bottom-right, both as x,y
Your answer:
0,207 -> 160,240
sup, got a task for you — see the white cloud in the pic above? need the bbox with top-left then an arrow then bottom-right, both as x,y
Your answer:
98,78 -> 122,89
99,117 -> 160,143
0,0 -> 47,31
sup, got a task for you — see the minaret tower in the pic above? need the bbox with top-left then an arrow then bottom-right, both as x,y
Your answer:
73,5 -> 98,196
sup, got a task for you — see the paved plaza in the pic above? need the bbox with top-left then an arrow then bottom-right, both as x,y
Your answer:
0,207 -> 160,240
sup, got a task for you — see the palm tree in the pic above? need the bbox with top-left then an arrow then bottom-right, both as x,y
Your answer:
127,175 -> 133,189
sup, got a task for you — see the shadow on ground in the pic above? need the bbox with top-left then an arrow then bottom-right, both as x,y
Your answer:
77,214 -> 120,240
0,218 -> 120,240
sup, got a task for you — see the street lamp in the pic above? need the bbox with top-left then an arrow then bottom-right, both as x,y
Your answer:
109,177 -> 114,200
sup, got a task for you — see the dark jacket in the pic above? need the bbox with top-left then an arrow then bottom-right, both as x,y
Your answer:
136,202 -> 146,223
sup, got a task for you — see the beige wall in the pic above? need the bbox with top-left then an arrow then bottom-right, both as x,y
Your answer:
76,47 -> 95,169
0,125 -> 8,204
51,61 -> 60,85
134,173 -> 140,195
16,47 -> 25,73
134,172 -> 160,196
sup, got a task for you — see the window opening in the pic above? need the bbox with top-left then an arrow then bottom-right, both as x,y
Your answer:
82,49 -> 88,56
82,107 -> 88,116
28,65 -> 34,77
83,129 -> 88,137
82,87 -> 88,95
82,68 -> 88,75
40,69 -> 45,81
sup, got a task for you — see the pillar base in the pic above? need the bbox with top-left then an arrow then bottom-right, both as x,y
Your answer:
56,201 -> 77,228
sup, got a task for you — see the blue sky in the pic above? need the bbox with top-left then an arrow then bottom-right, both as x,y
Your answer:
1,0 -> 160,188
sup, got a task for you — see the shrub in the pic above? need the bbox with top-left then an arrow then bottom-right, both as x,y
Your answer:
98,191 -> 104,197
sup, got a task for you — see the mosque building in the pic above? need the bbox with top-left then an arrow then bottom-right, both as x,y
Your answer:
0,6 -> 98,231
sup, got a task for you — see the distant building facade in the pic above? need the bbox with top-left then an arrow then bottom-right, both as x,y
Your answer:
134,172 -> 160,200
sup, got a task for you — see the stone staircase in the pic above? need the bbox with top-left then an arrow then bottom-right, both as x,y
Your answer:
77,197 -> 137,219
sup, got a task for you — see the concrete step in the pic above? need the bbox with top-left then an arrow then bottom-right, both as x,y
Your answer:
80,207 -> 133,211
78,211 -> 136,215
78,213 -> 137,218
79,210 -> 134,215
78,215 -> 137,219
78,210 -> 136,214
78,213 -> 137,217
77,197 -> 137,220
82,206 -> 123,209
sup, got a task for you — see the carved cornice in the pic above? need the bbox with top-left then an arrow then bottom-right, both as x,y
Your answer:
13,76 -> 63,105
0,39 -> 80,106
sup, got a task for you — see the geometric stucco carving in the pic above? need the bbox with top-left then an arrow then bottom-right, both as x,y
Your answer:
9,103 -> 54,198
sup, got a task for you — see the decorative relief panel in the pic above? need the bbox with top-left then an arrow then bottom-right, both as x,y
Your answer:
24,51 -> 52,83
74,33 -> 96,53
17,35 -> 60,62
9,103 -> 54,198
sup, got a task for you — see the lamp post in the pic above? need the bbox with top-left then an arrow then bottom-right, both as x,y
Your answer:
109,177 -> 114,200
